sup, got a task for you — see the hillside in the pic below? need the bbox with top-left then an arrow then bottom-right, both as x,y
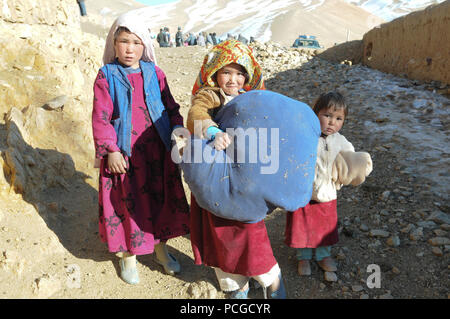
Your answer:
343,0 -> 447,21
0,0 -> 449,300
81,0 -> 385,48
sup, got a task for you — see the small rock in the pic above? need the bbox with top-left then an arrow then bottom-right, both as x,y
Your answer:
417,221 -> 437,229
336,252 -> 346,260
401,224 -> 415,233
411,211 -> 422,219
342,226 -> 355,238
440,224 -> 450,231
388,218 -> 397,224
431,247 -> 443,256
324,271 -> 338,282
352,285 -> 364,292
428,237 -> 450,246
392,267 -> 401,274
369,229 -> 390,238
319,283 -> 326,290
360,294 -> 369,299
427,211 -> 450,225
207,286 -> 217,299
380,209 -> 390,216
371,215 -> 381,226
368,240 -> 382,249
409,227 -> 423,241
386,235 -> 400,247
34,274 -> 61,298
380,191 -> 391,201
42,95 -> 67,111
187,281 -> 217,299
433,229 -> 447,236
380,209 -> 389,216
187,283 -> 201,299
360,224 -> 369,232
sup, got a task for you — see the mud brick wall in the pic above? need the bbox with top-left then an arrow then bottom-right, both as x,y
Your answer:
362,1 -> 450,85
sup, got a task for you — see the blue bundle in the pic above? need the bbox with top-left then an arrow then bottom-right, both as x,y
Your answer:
180,90 -> 320,223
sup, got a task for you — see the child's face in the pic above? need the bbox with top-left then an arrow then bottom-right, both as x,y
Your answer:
215,63 -> 247,95
317,107 -> 345,136
114,31 -> 144,69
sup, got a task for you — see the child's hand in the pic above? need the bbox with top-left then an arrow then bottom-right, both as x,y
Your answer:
107,151 -> 127,174
214,132 -> 232,151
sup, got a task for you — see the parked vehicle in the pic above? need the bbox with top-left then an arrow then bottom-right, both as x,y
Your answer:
292,35 -> 322,49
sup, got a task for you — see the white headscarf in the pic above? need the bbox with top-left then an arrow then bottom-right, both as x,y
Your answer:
102,10 -> 157,65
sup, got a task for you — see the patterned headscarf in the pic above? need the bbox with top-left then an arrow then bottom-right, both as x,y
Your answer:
103,9 -> 157,65
192,39 -> 265,95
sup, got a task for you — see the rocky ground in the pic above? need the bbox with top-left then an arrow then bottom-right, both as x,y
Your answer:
1,42 -> 449,300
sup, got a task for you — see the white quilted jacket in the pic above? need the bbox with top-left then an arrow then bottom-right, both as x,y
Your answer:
312,132 -> 354,202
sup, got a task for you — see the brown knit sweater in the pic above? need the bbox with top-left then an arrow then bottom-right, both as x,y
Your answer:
187,87 -> 228,138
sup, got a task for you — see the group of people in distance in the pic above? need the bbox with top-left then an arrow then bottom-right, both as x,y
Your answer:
156,26 -> 255,48
91,11 -> 372,299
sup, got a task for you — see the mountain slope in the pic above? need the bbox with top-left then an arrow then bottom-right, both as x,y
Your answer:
82,0 -> 385,48
83,0 -> 445,47
343,0 -> 446,21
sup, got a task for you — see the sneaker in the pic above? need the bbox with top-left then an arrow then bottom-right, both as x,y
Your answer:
298,260 -> 312,276
317,257 -> 337,272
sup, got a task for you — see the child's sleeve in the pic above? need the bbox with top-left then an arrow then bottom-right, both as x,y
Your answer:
187,89 -> 221,138
332,151 -> 373,189
155,66 -> 184,129
92,70 -> 121,159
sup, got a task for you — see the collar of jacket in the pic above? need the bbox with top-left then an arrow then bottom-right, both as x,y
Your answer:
101,60 -> 172,157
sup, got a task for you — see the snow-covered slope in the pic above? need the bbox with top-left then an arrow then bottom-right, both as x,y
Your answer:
123,0 -> 385,47
87,0 -> 445,47
343,0 -> 446,21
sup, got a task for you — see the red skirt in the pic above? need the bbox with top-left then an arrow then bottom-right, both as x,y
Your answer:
190,195 -> 277,276
285,200 -> 338,248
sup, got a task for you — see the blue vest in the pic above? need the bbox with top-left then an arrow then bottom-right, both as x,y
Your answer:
100,60 -> 172,156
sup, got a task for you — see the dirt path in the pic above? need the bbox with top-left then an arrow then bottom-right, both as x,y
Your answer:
1,44 -> 448,300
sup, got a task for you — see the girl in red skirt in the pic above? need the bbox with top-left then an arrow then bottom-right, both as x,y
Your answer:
285,92 -> 372,278
187,40 -> 285,299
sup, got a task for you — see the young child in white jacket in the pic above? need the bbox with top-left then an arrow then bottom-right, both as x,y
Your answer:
285,92 -> 372,277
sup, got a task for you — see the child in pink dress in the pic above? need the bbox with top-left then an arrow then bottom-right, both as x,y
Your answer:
92,12 -> 189,284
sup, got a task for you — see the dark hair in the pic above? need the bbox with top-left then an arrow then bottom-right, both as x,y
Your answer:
114,26 -> 131,43
313,92 -> 348,118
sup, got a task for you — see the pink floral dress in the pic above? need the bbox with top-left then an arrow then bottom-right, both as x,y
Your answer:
92,65 -> 189,255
